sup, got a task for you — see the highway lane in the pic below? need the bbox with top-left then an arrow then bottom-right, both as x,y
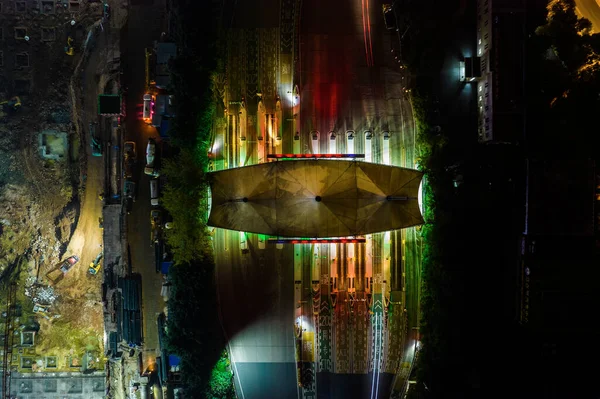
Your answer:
576,0 -> 600,32
298,0 -> 414,163
214,0 -> 421,397
214,229 -> 297,399
121,0 -> 167,368
298,1 -> 416,398
213,1 -> 303,398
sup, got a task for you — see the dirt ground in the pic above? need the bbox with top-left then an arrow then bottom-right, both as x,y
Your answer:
0,0 -> 128,372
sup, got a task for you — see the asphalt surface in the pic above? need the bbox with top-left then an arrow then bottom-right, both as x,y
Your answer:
212,0 -> 422,397
213,0 -> 421,398
121,0 -> 167,368
298,0 -> 415,164
213,1 -> 304,398
576,0 -> 600,32
215,230 -> 297,399
298,0 -> 415,397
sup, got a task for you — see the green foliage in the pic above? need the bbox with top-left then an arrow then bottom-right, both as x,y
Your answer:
535,0 -> 595,71
208,355 -> 235,399
162,1 -> 234,397
530,0 -> 600,156
162,149 -> 212,264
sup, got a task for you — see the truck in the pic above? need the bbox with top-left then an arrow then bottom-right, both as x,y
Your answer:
46,255 -> 80,285
60,255 -> 80,273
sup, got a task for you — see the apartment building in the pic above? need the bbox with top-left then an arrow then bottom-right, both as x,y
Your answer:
476,0 -> 527,143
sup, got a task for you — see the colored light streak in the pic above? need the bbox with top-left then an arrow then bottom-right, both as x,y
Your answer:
268,238 -> 366,244
267,153 -> 365,159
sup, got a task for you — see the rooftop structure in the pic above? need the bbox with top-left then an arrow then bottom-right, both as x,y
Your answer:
208,160 -> 424,237
97,94 -> 122,116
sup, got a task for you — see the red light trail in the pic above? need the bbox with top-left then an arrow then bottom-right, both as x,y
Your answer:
362,0 -> 374,66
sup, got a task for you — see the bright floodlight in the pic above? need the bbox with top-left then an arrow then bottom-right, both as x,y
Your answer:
418,178 -> 424,216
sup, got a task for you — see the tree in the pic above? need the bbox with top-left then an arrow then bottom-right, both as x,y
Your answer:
162,149 -> 211,264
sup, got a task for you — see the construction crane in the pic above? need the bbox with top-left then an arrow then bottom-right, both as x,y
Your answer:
1,283 -> 17,399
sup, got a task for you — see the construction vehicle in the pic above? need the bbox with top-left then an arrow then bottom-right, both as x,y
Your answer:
65,36 -> 75,56
33,303 -> 51,320
45,255 -> 80,285
0,96 -> 22,113
60,255 -> 80,273
103,3 -> 111,21
90,123 -> 102,156
89,252 -> 103,275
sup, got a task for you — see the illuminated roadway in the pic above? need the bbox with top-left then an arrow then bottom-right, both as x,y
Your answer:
214,229 -> 297,399
213,0 -> 422,398
297,0 -> 418,397
214,1 -> 300,399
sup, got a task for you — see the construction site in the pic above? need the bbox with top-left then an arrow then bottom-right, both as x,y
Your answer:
0,0 -> 129,397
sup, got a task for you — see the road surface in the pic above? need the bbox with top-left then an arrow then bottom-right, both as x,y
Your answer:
215,230 -> 297,399
214,0 -> 421,397
121,0 -> 167,368
298,0 -> 415,398
214,1 -> 302,398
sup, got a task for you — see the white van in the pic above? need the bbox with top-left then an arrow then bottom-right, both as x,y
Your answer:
150,179 -> 159,206
142,94 -> 153,122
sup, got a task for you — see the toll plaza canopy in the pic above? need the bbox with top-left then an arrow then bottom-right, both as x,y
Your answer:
207,160 -> 424,237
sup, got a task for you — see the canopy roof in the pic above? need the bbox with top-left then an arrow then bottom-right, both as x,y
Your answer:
207,160 -> 424,237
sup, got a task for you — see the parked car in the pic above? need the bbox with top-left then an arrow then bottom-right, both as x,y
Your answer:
151,210 -> 162,245
124,180 -> 136,202
150,179 -> 159,206
144,138 -> 160,177
124,141 -> 136,161
125,197 -> 133,215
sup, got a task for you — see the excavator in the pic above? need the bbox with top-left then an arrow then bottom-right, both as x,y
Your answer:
0,96 -> 22,113
65,36 -> 75,56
